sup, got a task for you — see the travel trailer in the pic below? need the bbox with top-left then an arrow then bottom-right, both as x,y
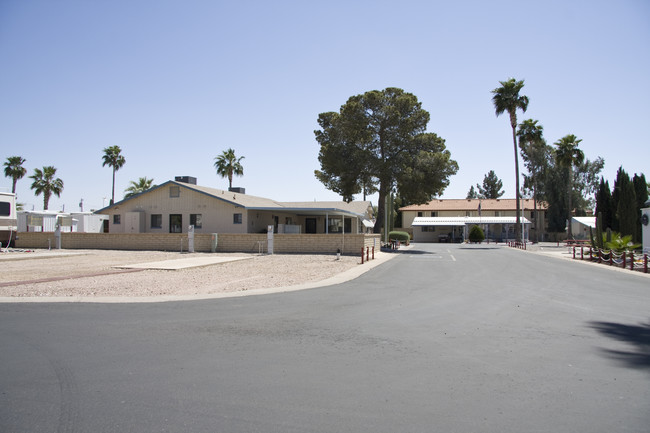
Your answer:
0,191 -> 17,248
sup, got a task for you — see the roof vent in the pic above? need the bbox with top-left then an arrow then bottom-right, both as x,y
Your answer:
175,176 -> 197,185
229,187 -> 245,194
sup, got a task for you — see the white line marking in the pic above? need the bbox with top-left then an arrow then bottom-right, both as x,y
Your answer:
450,254 -> 456,261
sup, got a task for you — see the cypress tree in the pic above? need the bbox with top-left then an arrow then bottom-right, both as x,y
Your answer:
616,170 -> 637,238
633,173 -> 648,243
595,178 -> 614,231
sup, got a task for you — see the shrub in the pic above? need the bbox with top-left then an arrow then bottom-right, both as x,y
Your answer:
388,231 -> 410,245
468,225 -> 485,243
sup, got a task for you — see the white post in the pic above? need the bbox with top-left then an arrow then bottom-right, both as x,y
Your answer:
267,225 -> 274,255
642,207 -> 650,253
188,225 -> 195,253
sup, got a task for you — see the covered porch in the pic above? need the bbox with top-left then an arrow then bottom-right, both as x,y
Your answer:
411,216 -> 532,243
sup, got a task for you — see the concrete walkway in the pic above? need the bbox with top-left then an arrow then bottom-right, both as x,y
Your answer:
114,255 -> 251,270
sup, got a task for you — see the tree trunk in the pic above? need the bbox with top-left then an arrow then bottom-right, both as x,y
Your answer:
373,184 -> 386,236
111,168 -> 116,205
511,124 -> 521,243
567,165 -> 573,239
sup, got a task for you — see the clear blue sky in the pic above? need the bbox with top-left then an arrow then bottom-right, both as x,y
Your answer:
1,0 -> 648,212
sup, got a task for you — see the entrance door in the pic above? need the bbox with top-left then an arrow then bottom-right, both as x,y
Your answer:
170,214 -> 182,233
305,218 -> 317,234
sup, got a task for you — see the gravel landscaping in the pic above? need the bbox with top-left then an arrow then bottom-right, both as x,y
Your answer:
0,249 -> 361,298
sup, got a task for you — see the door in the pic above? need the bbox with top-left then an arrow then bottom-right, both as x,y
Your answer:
305,218 -> 317,234
170,214 -> 182,233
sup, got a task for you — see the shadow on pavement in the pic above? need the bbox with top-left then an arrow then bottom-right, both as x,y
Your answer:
589,321 -> 650,369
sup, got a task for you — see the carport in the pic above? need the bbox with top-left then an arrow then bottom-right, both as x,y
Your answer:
412,216 -> 532,242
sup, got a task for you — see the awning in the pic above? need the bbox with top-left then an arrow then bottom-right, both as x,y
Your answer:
412,216 -> 531,226
362,219 -> 375,228
572,217 -> 596,228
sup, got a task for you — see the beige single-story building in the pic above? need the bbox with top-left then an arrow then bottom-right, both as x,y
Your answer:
96,177 -> 374,236
399,198 -> 549,242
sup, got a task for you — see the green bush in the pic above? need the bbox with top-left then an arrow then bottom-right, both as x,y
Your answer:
388,231 -> 410,245
468,225 -> 485,243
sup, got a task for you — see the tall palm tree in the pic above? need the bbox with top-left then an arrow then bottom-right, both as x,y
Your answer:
3,156 -> 27,194
517,119 -> 547,242
554,134 -> 584,239
102,146 -> 126,205
29,166 -> 64,210
492,78 -> 529,242
214,148 -> 244,190
124,177 -> 156,199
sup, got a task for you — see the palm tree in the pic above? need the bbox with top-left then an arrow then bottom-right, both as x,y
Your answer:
492,78 -> 529,242
517,119 -> 547,242
102,146 -> 126,205
124,177 -> 156,199
214,148 -> 244,190
3,156 -> 27,194
29,166 -> 64,210
554,134 -> 584,239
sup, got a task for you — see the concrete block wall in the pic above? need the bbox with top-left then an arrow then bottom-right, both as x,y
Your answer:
15,232 -> 381,255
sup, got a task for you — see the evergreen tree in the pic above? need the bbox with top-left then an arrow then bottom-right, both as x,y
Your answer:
614,168 -> 637,238
595,178 -> 614,231
476,170 -> 505,199
632,173 -> 648,243
466,185 -> 479,199
315,88 -> 458,233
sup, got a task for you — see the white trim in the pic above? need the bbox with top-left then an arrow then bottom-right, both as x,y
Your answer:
412,216 -> 531,226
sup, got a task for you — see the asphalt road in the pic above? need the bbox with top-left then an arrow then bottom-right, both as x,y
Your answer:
1,244 -> 649,433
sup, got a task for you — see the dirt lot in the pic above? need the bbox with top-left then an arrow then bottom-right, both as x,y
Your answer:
0,249 -> 362,298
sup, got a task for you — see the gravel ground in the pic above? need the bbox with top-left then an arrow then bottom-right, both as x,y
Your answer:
0,249 -> 361,298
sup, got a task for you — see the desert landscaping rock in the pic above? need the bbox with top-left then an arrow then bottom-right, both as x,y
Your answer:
0,249 -> 361,298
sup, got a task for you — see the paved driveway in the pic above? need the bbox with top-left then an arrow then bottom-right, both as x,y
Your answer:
1,243 -> 648,432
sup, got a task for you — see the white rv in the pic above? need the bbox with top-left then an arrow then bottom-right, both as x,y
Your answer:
0,191 -> 17,248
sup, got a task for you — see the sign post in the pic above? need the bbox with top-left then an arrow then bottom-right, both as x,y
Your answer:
267,225 -> 274,255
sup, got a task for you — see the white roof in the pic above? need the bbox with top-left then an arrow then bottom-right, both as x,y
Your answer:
412,216 -> 531,226
572,216 -> 596,228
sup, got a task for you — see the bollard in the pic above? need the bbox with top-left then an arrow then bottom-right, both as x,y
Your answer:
372,246 -> 375,260
366,246 -> 369,262
580,246 -> 584,260
630,251 -> 634,271
622,251 -> 626,269
361,247 -> 364,264
645,254 -> 648,273
573,246 -> 576,259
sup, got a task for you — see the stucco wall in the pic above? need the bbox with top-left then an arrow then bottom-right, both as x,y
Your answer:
15,232 -> 380,255
102,185 -> 249,234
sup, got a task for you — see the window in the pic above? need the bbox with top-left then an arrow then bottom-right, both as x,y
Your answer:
430,211 -> 437,217
169,186 -> 180,198
422,226 -> 436,232
151,214 -> 162,229
417,212 -> 423,217
466,211 -> 472,217
495,211 -> 501,217
113,214 -> 121,224
170,214 -> 182,233
190,214 -> 202,229
0,202 -> 10,216
233,213 -> 242,224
